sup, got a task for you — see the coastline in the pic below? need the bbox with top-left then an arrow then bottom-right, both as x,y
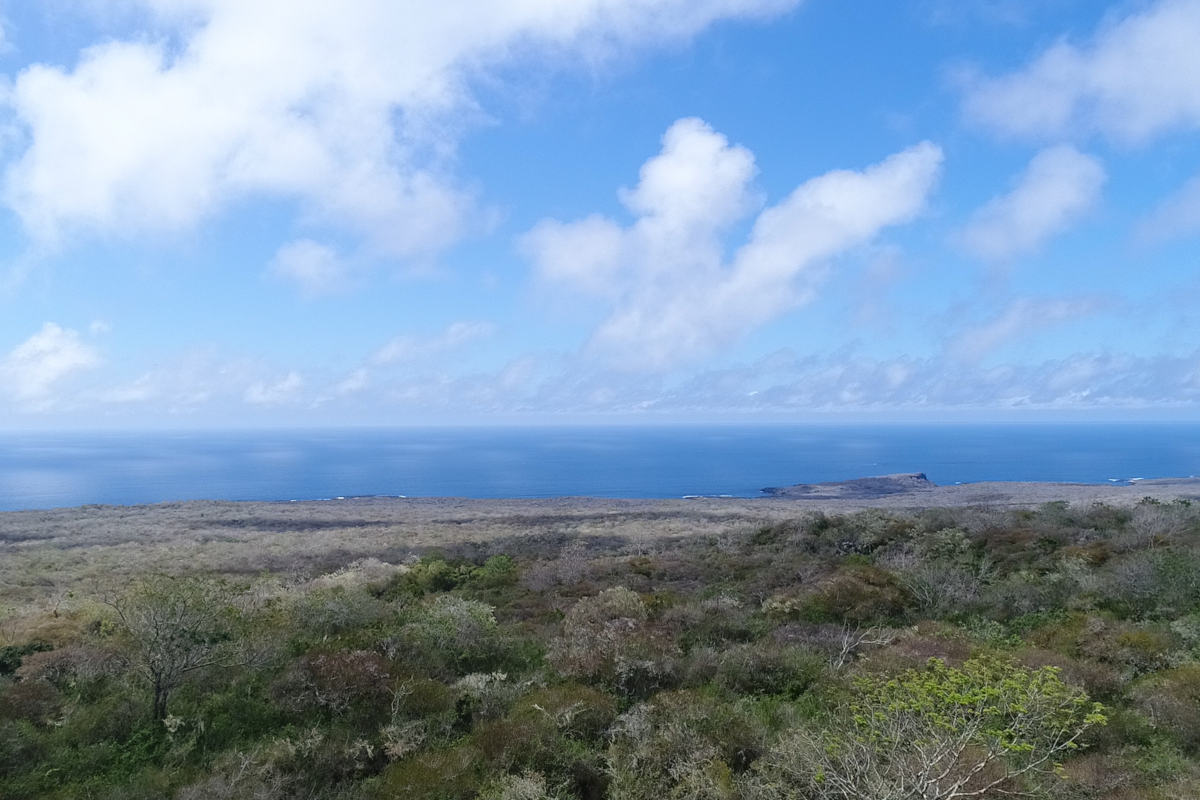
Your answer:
5,474 -> 1199,517
4,476 -> 1196,606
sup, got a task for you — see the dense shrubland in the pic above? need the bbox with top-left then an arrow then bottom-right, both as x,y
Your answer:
2,498 -> 1200,798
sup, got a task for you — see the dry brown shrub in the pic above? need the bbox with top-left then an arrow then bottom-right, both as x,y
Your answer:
15,642 -> 121,686
547,588 -> 680,699
0,679 -> 61,724
1015,647 -> 1124,700
1057,751 -> 1135,798
294,650 -> 393,716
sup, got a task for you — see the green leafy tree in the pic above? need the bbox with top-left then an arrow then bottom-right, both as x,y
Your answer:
749,656 -> 1106,800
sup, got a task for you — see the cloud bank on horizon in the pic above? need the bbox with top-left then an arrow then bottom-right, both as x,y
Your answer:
1,0 -> 1199,424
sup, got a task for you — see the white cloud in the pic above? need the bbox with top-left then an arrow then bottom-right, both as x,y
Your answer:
372,320 -> 496,365
657,349 -> 1200,412
1,322 -> 102,405
332,367 -> 369,397
268,239 -> 350,297
1137,172 -> 1200,244
100,350 -> 289,411
244,370 -> 303,406
100,374 -> 157,405
963,0 -> 1200,142
524,215 -> 627,295
524,118 -> 943,370
310,346 -> 1200,415
958,145 -> 1105,260
3,0 -> 801,261
949,296 -> 1102,361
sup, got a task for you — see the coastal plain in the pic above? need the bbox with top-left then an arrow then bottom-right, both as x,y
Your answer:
3,475 -> 1199,608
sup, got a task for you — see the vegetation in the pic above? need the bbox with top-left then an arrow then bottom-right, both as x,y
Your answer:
2,497 -> 1200,797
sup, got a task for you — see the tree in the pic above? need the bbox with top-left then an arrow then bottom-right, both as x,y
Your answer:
103,574 -> 240,720
748,656 -> 1106,800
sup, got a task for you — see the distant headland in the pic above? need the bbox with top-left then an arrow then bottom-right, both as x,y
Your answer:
761,473 -> 1200,507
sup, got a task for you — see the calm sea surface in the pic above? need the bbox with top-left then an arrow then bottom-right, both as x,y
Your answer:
1,424 -> 1198,511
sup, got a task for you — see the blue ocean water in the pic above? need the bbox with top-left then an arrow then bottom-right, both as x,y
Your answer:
0,424 -> 1198,511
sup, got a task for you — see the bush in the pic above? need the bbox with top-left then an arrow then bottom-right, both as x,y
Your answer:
294,649 -> 393,719
1106,549 -> 1200,618
1134,664 -> 1200,752
547,588 -> 679,699
0,679 -> 62,724
469,555 -> 520,590
690,642 -> 825,698
764,566 -> 911,625
374,743 -> 485,800
746,656 -> 1106,800
663,595 -> 755,650
0,641 -> 52,676
471,682 -> 616,789
380,557 -> 471,599
292,584 -> 391,639
476,772 -> 566,800
389,596 -> 507,677
519,683 -> 617,741
607,690 -> 763,800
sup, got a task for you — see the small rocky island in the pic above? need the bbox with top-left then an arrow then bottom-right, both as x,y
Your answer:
763,472 -> 936,499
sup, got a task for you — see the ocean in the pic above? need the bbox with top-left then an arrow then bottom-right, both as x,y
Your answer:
1,424 -> 1198,511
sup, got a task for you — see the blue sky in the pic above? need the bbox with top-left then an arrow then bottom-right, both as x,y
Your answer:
2,0 -> 1200,427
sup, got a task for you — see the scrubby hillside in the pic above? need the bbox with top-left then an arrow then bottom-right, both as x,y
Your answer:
3,498 -> 1200,798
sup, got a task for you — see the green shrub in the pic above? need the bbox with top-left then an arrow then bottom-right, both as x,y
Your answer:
705,643 -> 824,698
664,595 -> 755,650
607,690 -> 762,800
511,683 -> 618,743
380,556 -> 472,599
476,772 -> 566,800
375,743 -> 485,800
765,566 -> 911,625
469,555 -> 520,590
0,718 -> 43,777
471,682 -> 616,790
292,585 -> 391,639
390,596 -> 508,677
747,656 -> 1106,800
1134,664 -> 1200,752
1107,549 -> 1200,618
0,641 -> 52,676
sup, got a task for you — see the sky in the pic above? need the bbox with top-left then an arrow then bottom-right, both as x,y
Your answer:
2,0 -> 1200,428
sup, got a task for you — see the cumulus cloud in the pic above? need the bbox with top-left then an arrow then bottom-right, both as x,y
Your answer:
244,371 -> 303,406
2,0 -> 800,261
523,118 -> 943,370
962,0 -> 1200,142
269,239 -> 350,297
372,320 -> 497,365
958,145 -> 1105,260
948,296 -> 1103,361
1,322 -> 102,406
